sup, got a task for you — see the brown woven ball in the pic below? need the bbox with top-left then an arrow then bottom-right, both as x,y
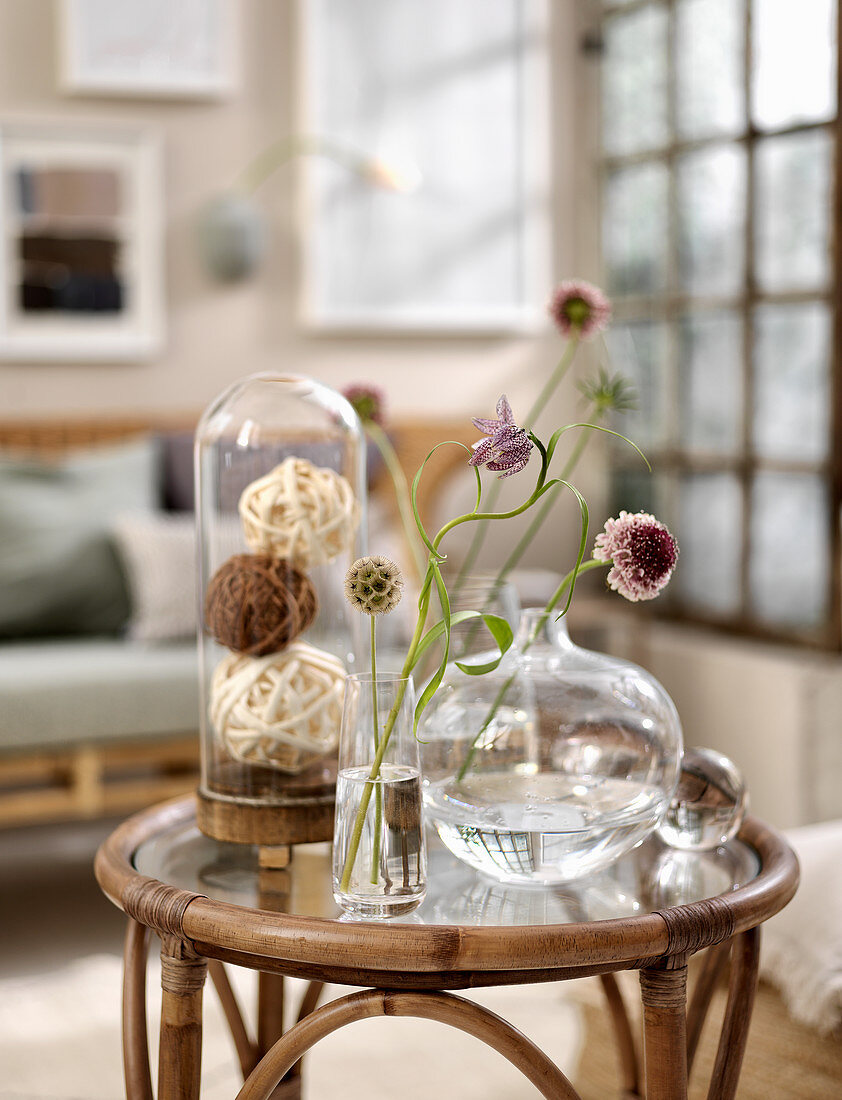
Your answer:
204,554 -> 318,656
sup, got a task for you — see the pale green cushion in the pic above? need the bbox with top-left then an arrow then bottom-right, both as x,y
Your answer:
0,638 -> 199,751
0,439 -> 159,638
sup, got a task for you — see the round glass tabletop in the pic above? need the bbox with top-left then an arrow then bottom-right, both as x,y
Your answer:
134,821 -> 760,929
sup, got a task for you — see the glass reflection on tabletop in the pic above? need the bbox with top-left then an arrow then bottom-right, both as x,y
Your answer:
135,819 -> 760,929
423,854 -> 642,926
642,839 -> 758,911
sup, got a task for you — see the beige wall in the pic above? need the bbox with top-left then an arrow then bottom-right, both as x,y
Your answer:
596,614 -> 842,830
0,0 -> 606,571
0,0 -> 594,425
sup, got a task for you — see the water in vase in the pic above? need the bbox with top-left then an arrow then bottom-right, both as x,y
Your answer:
425,771 -> 669,884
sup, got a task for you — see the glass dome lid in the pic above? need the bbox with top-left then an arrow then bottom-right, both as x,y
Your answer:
194,372 -> 367,846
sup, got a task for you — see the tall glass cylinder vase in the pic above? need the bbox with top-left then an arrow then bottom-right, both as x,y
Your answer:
333,674 -> 426,918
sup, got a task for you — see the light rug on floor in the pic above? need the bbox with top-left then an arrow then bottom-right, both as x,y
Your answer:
0,953 -> 585,1100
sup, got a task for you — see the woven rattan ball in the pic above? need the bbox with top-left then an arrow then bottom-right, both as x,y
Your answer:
238,457 -> 359,568
210,642 -> 346,774
204,554 -> 318,656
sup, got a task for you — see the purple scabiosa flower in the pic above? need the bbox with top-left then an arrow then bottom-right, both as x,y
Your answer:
343,383 -> 386,426
549,280 -> 612,340
469,394 -> 534,479
593,511 -> 678,602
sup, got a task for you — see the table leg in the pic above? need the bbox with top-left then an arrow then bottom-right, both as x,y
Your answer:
254,847 -> 302,1099
158,937 -> 208,1100
258,972 -> 286,1053
236,988 -> 581,1100
122,920 -> 153,1100
687,940 -> 731,1073
208,960 -> 258,1077
599,973 -> 641,1099
640,965 -> 688,1100
706,927 -> 761,1100
257,973 -> 301,1100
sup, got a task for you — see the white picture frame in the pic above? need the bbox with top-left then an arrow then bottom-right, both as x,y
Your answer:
0,120 -> 164,361
298,0 -> 551,334
58,0 -> 237,100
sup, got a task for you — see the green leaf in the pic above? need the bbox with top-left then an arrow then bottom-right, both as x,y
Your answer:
470,462 -> 482,514
546,422 -> 650,471
454,614 -> 513,676
551,479 -> 590,619
411,441 -> 474,559
410,612 -> 514,676
417,564 -> 434,607
408,610 -> 481,670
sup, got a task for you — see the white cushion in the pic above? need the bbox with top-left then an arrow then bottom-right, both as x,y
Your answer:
112,513 -> 198,641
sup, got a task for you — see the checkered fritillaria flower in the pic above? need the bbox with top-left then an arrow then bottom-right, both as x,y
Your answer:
344,556 -> 403,615
468,395 -> 534,479
549,280 -> 612,340
593,511 -> 678,602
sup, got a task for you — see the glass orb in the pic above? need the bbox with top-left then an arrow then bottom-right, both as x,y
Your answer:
657,746 -> 747,851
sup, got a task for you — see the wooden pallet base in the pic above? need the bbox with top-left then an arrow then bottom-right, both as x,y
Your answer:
197,767 -> 336,848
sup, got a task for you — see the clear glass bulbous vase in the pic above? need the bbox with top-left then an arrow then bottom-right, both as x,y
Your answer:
419,608 -> 683,884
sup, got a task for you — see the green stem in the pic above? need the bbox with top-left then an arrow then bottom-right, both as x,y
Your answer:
236,134 -> 388,196
522,337 -> 582,433
236,136 -> 303,194
369,615 -> 382,885
455,559 -> 608,781
454,337 -> 581,590
366,421 -> 427,583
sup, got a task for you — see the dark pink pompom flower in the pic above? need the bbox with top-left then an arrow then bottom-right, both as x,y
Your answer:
343,384 -> 386,426
469,394 -> 533,479
548,280 -> 612,340
593,511 -> 678,602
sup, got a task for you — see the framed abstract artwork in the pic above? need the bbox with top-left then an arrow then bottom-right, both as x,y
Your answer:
298,0 -> 551,333
58,0 -> 237,99
0,121 -> 164,361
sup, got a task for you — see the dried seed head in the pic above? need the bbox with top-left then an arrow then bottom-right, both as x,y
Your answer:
344,556 -> 404,615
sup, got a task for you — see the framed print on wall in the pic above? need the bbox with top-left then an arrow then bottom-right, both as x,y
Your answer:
0,121 -> 164,361
58,0 -> 237,99
298,0 -> 551,334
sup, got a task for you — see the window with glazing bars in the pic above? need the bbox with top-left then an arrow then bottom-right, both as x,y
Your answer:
599,0 -> 840,647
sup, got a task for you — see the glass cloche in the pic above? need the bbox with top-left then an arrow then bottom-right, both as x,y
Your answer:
194,373 -> 366,845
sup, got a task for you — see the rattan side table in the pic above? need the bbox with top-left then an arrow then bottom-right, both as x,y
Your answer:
95,795 -> 798,1100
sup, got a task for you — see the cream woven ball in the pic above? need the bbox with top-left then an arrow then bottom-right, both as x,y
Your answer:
210,641 -> 346,774
238,457 -> 359,568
